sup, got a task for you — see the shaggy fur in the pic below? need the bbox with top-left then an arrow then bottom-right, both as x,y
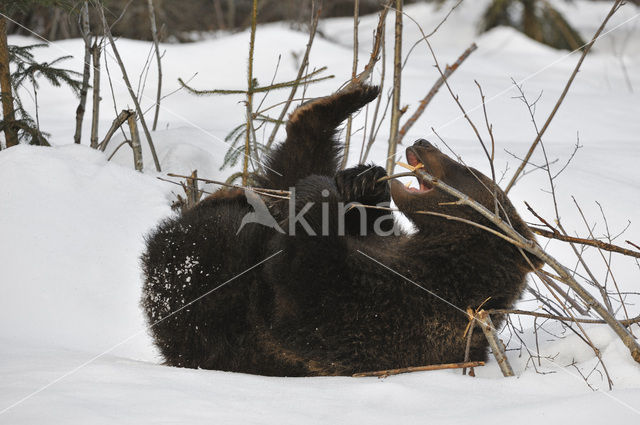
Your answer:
141,83 -> 542,376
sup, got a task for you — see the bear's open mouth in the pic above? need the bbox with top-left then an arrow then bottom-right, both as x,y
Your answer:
405,148 -> 433,193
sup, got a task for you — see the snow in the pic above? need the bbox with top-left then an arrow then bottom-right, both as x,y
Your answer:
1,0 -> 640,423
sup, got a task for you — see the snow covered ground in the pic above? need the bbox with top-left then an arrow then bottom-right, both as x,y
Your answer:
1,0 -> 639,423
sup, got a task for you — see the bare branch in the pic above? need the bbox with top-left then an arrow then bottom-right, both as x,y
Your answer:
127,111 -> 143,171
353,1 -> 390,84
90,37 -> 101,149
73,1 -> 91,145
385,0 -> 403,174
476,310 -> 514,377
177,69 -> 332,96
147,0 -> 163,131
487,309 -> 640,326
360,5 -> 389,163
340,0 -> 360,170
530,227 -> 640,259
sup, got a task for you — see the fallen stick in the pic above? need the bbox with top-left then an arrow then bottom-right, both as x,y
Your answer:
352,361 -> 485,378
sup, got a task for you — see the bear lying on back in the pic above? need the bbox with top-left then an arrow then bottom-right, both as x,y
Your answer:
141,84 -> 542,376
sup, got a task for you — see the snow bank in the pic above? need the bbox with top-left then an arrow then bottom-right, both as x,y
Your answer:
0,145 -> 170,360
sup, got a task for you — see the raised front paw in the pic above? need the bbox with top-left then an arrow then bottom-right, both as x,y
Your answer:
335,164 -> 390,206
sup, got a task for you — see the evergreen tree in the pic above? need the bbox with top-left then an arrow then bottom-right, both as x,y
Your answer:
0,0 -> 79,148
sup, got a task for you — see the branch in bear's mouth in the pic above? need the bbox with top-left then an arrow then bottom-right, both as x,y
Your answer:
376,172 -> 414,183
373,162 -> 426,189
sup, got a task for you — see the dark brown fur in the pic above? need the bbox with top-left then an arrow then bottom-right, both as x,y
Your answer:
141,84 -> 541,376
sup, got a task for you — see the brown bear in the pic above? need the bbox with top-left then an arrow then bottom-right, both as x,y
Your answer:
141,83 -> 541,376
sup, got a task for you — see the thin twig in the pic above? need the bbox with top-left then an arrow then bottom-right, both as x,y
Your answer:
98,109 -> 133,152
385,0 -> 403,174
397,43 -> 477,144
340,0 -> 359,170
265,3 -> 321,151
177,71 -> 332,96
505,0 -> 625,193
107,140 -> 130,161
627,240 -> 640,251
147,0 -> 162,130
530,227 -> 640,259
360,3 -> 389,163
73,1 -> 91,145
463,307 -> 476,376
376,171 -> 414,182
487,309 -> 640,326
99,6 -> 161,171
157,176 -> 214,196
401,0 -> 463,70
353,0 -> 390,85
353,361 -> 484,378
165,173 -> 290,199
